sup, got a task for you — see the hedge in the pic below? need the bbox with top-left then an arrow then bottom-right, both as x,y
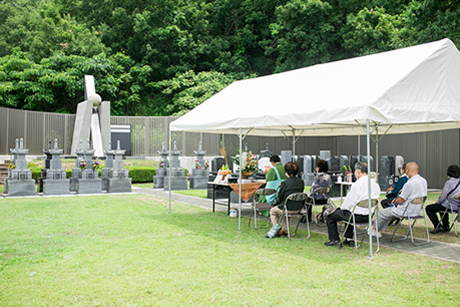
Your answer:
27,165 -> 172,184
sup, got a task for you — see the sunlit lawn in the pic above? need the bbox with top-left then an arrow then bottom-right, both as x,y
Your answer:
1,193 -> 460,305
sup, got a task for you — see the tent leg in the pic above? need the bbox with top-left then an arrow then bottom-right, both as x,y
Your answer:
168,130 -> 172,215
238,129 -> 243,233
367,119 -> 373,259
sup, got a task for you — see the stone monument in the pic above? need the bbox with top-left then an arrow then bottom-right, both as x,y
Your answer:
163,141 -> 187,190
71,75 -> 110,157
189,142 -> 209,189
153,142 -> 169,188
106,140 -> 131,193
42,139 -> 70,195
4,138 -> 35,196
101,141 -> 115,191
280,150 -> 292,165
259,143 -> 273,158
38,140 -> 52,192
71,140 -> 102,194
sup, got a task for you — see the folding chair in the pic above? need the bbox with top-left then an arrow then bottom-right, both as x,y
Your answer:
390,196 -> 430,246
435,193 -> 460,237
280,192 -> 310,240
248,188 -> 276,229
340,199 -> 379,254
306,186 -> 331,226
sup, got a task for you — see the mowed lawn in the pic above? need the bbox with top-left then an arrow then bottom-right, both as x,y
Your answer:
1,194 -> 460,306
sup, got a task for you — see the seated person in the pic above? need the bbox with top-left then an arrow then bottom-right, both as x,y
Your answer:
259,154 -> 288,206
370,162 -> 427,237
426,165 -> 460,234
324,161 -> 381,247
381,163 -> 408,208
307,159 -> 332,221
269,162 -> 305,236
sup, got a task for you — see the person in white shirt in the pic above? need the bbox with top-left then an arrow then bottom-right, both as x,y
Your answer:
324,161 -> 381,247
370,162 -> 427,237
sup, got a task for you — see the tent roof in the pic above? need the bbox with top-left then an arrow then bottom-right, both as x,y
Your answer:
170,38 -> 460,136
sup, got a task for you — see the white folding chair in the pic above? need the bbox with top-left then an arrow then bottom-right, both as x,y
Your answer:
390,196 -> 430,246
340,199 -> 379,254
280,192 -> 310,240
248,188 -> 276,229
435,193 -> 460,237
306,186 -> 331,226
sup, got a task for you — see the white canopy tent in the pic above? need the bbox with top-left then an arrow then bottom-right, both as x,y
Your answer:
169,38 -> 460,258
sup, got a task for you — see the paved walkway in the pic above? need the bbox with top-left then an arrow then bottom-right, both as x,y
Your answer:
133,187 -> 460,263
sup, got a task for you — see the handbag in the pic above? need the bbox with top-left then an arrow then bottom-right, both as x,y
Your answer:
265,166 -> 285,205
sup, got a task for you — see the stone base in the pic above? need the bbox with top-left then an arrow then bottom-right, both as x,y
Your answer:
107,178 -> 132,193
153,176 -> 164,189
43,179 -> 70,195
76,178 -> 102,194
163,177 -> 187,191
189,176 -> 208,189
101,176 -> 109,191
4,179 -> 36,196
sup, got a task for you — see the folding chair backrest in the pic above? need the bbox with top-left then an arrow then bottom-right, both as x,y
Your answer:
254,188 -> 276,202
399,196 -> 427,217
312,187 -> 331,198
284,192 -> 308,210
352,199 -> 378,213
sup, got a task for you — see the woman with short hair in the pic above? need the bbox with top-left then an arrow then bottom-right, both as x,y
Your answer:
426,165 -> 460,234
269,162 -> 305,236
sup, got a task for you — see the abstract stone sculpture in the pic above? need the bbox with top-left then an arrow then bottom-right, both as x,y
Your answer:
71,75 -> 110,157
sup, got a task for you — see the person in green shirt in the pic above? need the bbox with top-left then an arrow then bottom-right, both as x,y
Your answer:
266,155 -> 288,182
258,155 -> 288,210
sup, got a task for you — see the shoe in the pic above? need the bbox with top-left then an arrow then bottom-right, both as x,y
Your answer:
324,240 -> 340,247
275,230 -> 288,237
443,225 -> 451,233
430,227 -> 444,234
367,228 -> 382,238
347,240 -> 356,247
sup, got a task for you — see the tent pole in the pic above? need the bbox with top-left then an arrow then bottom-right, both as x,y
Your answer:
238,128 -> 243,233
168,130 -> 172,215
367,119 -> 373,259
375,126 -> 379,184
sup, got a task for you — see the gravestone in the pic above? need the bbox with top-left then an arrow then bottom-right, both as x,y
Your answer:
327,156 -> 340,174
301,155 -> 315,186
379,156 -> 395,191
395,155 -> 404,176
106,140 -> 132,193
280,150 -> 292,165
4,138 -> 35,196
72,140 -> 102,194
70,141 -> 86,191
163,141 -> 187,190
211,157 -> 226,174
38,140 -> 52,192
101,141 -> 115,191
42,139 -> 70,195
153,142 -> 169,188
339,155 -> 350,170
259,143 -> 273,158
319,150 -> 331,160
190,142 -> 209,189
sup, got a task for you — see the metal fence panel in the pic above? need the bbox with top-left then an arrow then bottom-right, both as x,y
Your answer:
1,107 -> 459,188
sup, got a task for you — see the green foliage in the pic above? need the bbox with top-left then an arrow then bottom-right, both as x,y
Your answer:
153,70 -> 235,115
128,166 -> 156,183
1,0 -> 459,116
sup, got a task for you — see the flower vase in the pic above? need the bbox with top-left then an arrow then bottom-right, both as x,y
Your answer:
242,172 -> 252,179
347,174 -> 352,183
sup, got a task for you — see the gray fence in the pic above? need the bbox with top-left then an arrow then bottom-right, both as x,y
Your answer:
1,107 -> 459,188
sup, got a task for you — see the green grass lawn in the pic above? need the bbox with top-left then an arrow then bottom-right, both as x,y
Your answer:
1,194 -> 460,305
